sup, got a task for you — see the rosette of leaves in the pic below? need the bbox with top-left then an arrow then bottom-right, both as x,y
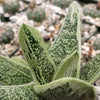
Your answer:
3,0 -> 20,15
52,0 -> 73,8
0,1 -> 99,100
0,26 -> 14,44
27,7 -> 45,22
83,8 -> 100,18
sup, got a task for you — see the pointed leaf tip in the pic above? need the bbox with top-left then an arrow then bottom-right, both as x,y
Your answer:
19,24 -> 55,85
49,1 -> 81,70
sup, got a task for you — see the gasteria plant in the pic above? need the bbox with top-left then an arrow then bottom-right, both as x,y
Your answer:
0,1 -> 99,100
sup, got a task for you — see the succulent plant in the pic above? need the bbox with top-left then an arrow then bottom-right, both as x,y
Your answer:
83,8 -> 100,18
0,1 -> 100,100
0,26 -> 14,44
3,0 -> 20,15
52,0 -> 73,8
27,7 -> 45,22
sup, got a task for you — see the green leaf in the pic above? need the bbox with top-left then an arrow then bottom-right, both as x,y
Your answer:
53,51 -> 79,80
0,82 -> 39,100
49,1 -> 81,73
34,77 -> 97,100
0,55 -> 32,85
80,53 -> 100,84
11,56 -> 29,68
19,24 -> 56,85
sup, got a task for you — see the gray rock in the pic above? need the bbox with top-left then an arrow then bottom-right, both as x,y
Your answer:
10,16 -> 19,23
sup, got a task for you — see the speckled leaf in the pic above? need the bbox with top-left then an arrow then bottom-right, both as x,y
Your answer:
53,51 -> 79,80
0,55 -> 32,85
0,82 -> 39,100
49,1 -> 81,73
34,78 -> 97,100
80,53 -> 100,84
11,56 -> 29,68
19,24 -> 55,85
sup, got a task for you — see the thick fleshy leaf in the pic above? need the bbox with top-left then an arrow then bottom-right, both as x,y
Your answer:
11,56 -> 29,68
0,82 -> 39,100
80,53 -> 100,84
34,77 -> 97,100
49,1 -> 81,73
53,51 -> 79,80
19,24 -> 56,85
0,55 -> 32,85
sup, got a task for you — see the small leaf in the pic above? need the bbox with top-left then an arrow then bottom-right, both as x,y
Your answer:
34,77 -> 97,100
0,82 -> 39,100
0,55 -> 32,85
19,24 -> 56,85
53,51 -> 79,80
49,1 -> 81,73
80,53 -> 100,84
11,56 -> 29,68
